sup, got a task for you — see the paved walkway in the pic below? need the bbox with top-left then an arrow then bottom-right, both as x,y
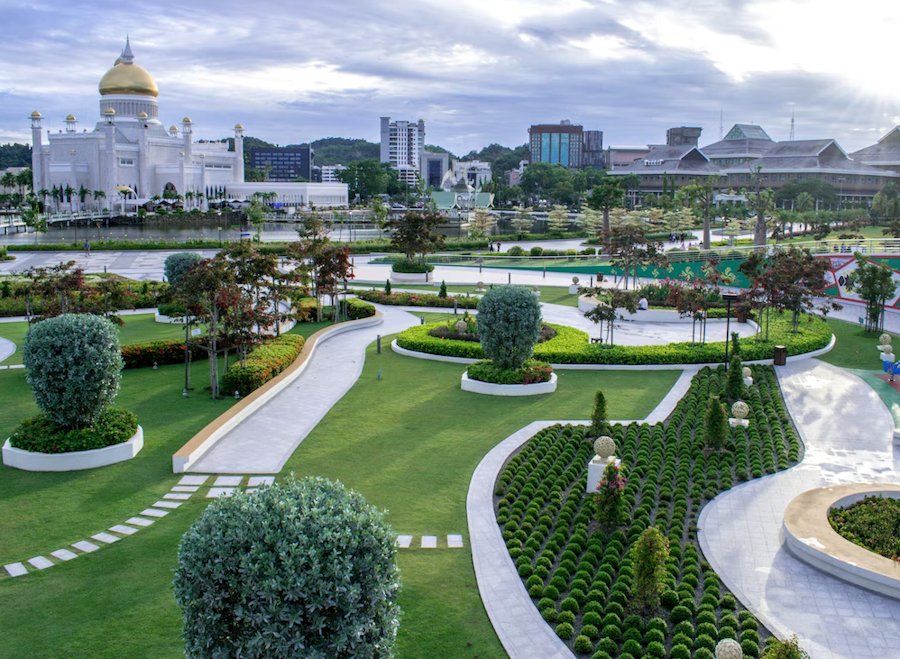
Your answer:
189,304 -> 419,473
0,337 -> 14,363
698,359 -> 900,659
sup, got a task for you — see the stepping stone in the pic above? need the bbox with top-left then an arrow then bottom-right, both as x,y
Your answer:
153,500 -> 182,509
71,540 -> 100,553
163,492 -> 192,500
51,549 -> 78,561
420,536 -> 437,549
91,532 -> 120,544
4,562 -> 27,577
140,508 -> 168,518
247,476 -> 274,487
213,475 -> 243,487
126,517 -> 155,527
397,535 -> 413,548
110,524 -> 139,536
178,475 -> 209,486
171,485 -> 199,493
447,534 -> 464,548
207,487 -> 236,498
28,556 -> 54,570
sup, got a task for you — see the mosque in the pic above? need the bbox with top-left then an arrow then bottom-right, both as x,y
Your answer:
29,39 -> 347,210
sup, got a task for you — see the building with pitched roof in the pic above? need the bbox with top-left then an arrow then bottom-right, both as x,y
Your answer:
850,127 -> 900,173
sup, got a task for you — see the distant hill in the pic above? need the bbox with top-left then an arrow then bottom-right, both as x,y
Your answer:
0,143 -> 32,168
306,138 -> 379,166
463,143 -> 529,174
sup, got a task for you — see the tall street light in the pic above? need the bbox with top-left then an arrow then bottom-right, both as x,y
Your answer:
722,291 -> 739,364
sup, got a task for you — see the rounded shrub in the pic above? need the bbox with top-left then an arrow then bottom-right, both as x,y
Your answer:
24,313 -> 123,428
476,285 -> 542,369
555,622 -> 575,640
174,477 -> 400,658
670,644 -> 691,659
163,251 -> 203,288
573,635 -> 594,654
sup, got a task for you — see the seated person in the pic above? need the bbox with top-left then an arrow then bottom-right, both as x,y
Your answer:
638,297 -> 649,310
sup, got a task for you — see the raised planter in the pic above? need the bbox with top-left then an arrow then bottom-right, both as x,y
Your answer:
461,371 -> 557,396
3,425 -> 144,472
154,311 -> 189,325
783,484 -> 900,600
390,271 -> 431,284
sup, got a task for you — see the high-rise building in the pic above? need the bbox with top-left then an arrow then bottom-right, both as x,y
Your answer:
528,120 -> 584,168
249,145 -> 314,181
419,151 -> 449,189
380,116 -> 425,187
582,130 -> 605,168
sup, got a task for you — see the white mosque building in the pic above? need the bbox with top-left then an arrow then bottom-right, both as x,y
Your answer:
29,39 -> 347,210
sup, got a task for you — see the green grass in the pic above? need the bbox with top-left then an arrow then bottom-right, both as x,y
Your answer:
352,282 -> 582,307
819,318 -> 899,370
0,334 -> 679,658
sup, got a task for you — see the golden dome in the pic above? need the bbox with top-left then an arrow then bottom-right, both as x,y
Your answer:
99,61 -> 158,97
234,123 -> 244,131
137,111 -> 148,119
31,110 -> 42,119
103,107 -> 116,116
66,114 -> 76,121
182,116 -> 192,124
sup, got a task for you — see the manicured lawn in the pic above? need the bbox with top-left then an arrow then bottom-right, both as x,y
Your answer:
0,331 -> 679,658
351,282 -> 582,307
819,318 -> 898,370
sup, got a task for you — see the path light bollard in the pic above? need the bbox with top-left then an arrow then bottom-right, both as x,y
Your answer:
376,368 -> 383,381
543,266 -> 546,279
508,273 -> 511,284
420,316 -> 425,325
453,299 -> 458,315
376,334 -> 381,354
590,275 -> 593,287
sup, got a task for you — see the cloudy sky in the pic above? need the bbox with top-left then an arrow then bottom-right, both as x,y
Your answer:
1,0 -> 897,156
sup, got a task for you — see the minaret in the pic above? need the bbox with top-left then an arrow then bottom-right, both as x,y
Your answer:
30,111 -> 43,192
102,106 -> 117,210
181,117 -> 193,163
233,123 -> 245,182
65,114 -> 77,133
137,111 -> 150,199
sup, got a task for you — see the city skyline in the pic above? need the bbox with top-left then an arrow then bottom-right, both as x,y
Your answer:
1,0 -> 897,156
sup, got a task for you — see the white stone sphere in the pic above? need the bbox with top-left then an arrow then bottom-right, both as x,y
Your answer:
742,366 -> 752,379
455,320 -> 468,333
594,436 -> 616,459
572,276 -> 580,285
732,401 -> 750,420
879,333 -> 892,346
715,638 -> 743,659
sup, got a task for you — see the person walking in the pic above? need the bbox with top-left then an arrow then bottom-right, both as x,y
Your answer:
83,240 -> 91,257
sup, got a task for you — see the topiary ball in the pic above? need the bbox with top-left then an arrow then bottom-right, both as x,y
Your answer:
24,313 -> 123,428
174,476 -> 400,658
476,285 -> 542,370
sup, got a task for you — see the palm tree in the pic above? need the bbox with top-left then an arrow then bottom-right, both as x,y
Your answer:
64,184 -> 75,212
185,190 -> 195,209
92,189 -> 106,211
78,185 -> 89,211
0,171 -> 15,191
15,169 -> 32,195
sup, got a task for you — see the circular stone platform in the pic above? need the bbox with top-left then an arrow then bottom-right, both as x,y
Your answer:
783,483 -> 900,600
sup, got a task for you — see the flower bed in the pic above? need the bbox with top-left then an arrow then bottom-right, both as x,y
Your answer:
391,258 -> 434,273
355,290 -> 479,309
828,496 -> 900,561
9,406 -> 139,453
468,359 -> 553,385
221,334 -> 306,396
122,339 -> 191,369
494,365 -> 796,657
396,313 -> 831,365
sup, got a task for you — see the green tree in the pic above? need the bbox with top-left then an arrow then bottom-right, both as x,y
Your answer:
605,224 -> 667,290
589,390 -> 608,437
510,206 -> 534,238
703,395 -> 728,450
761,635 -> 810,659
725,353 -> 745,402
163,252 -> 203,288
580,205 -> 602,237
476,285 -> 542,370
845,254 -> 898,332
750,166 -> 775,247
174,477 -> 400,659
387,210 -> 444,262
338,159 -> 402,201
678,175 -> 720,249
586,175 -> 625,236
763,247 -> 837,332
23,314 -> 123,428
546,204 -> 569,235
584,288 -> 638,346
468,208 -> 496,237
631,526 -> 669,612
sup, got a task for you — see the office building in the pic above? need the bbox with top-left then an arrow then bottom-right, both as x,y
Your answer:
249,145 -> 313,182
528,120 -> 584,168
419,151 -> 449,189
380,116 -> 425,187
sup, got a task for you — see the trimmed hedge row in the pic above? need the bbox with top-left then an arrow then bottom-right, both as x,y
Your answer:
10,406 -> 138,453
221,334 -> 306,396
397,313 -> 831,365
122,339 -> 190,369
342,298 -> 377,320
467,359 -> 553,385
355,289 -> 480,309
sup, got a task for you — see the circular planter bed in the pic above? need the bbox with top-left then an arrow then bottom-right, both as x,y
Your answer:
2,425 -> 144,472
461,371 -> 557,396
390,271 -> 431,283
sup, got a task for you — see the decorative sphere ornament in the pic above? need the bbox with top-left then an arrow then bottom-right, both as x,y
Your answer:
879,333 -> 892,346
572,276 -> 580,285
742,366 -> 752,379
594,436 -> 616,460
732,401 -> 750,420
455,320 -> 468,334
715,638 -> 743,659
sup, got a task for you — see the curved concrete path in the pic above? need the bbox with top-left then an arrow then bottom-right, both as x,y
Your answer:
698,360 -> 900,659
188,304 -> 419,473
0,337 -> 15,363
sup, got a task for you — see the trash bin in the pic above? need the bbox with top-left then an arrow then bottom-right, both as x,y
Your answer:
773,345 -> 787,366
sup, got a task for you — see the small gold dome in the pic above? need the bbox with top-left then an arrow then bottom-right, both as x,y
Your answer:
31,110 -> 42,119
182,116 -> 192,124
234,123 -> 244,131
169,124 -> 178,133
66,114 -> 76,121
103,107 -> 117,116
137,111 -> 148,119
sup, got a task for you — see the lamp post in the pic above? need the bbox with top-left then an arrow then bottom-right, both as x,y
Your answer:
722,291 -> 739,364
